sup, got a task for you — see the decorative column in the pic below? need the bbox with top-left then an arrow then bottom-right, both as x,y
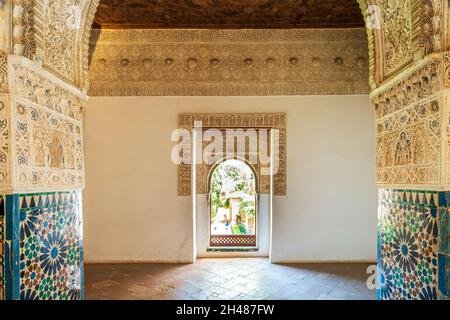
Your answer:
373,56 -> 449,300
0,0 -> 98,300
1,56 -> 87,300
359,0 -> 449,300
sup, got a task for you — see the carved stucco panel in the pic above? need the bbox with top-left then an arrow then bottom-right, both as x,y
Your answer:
6,56 -> 86,192
42,0 -> 81,83
444,53 -> 450,188
195,129 -> 271,195
373,56 -> 446,188
445,92 -> 450,189
11,0 -> 37,59
0,51 -> 7,93
380,0 -> 414,78
0,95 -> 11,190
358,0 -> 443,89
177,113 -> 286,196
12,98 -> 84,191
418,0 -> 442,55
11,0 -> 99,90
377,99 -> 441,186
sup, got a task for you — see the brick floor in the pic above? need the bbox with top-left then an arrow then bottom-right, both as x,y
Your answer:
84,258 -> 376,300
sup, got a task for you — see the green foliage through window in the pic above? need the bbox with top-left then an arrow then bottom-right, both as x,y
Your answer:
210,159 -> 256,236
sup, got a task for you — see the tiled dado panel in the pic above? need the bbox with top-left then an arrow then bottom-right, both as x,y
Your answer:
437,196 -> 449,300
0,195 -> 4,300
377,189 -> 449,300
4,191 -> 83,300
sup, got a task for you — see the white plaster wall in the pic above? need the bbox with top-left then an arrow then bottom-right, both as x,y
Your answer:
83,95 -> 377,263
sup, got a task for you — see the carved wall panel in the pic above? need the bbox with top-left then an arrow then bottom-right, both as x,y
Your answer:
418,0 -> 442,55
358,0 -> 443,89
42,0 -> 80,83
195,128 -> 271,196
80,0 -> 101,92
373,57 -> 445,188
9,62 -> 84,121
0,95 -> 10,191
445,53 -> 450,88
0,0 -> 11,52
0,52 -> 7,93
177,113 -> 286,196
6,56 -> 86,193
10,1 -> 100,91
357,0 -> 379,90
0,1 -> 98,300
11,0 -> 37,60
380,0 -> 414,78
88,28 -> 370,96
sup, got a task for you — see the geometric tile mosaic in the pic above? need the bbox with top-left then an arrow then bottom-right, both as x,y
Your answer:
438,205 -> 449,300
378,189 -> 448,300
14,191 -> 83,300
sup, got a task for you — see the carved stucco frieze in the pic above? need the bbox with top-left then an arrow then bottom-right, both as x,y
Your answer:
372,58 -> 442,118
88,28 -> 370,96
13,99 -> 84,191
446,94 -> 450,189
195,129 -> 271,196
9,61 -> 85,121
177,113 -> 286,196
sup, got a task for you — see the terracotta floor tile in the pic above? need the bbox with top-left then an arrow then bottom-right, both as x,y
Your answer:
85,258 -> 376,300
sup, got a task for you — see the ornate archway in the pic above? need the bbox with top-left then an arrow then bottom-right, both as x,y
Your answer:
0,0 -> 448,300
207,158 -> 259,249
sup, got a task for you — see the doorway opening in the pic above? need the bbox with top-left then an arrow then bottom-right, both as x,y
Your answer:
193,124 -> 275,259
208,159 -> 258,250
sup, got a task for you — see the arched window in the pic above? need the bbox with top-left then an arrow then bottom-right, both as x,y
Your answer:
208,159 -> 258,249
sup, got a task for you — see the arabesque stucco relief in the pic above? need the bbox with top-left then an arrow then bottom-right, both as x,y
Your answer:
177,113 -> 286,196
7,56 -> 86,193
88,28 -> 370,96
11,0 -> 100,90
358,0 -> 443,89
373,56 -> 445,188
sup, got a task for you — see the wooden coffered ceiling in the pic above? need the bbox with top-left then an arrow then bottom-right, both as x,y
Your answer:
93,0 -> 365,29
